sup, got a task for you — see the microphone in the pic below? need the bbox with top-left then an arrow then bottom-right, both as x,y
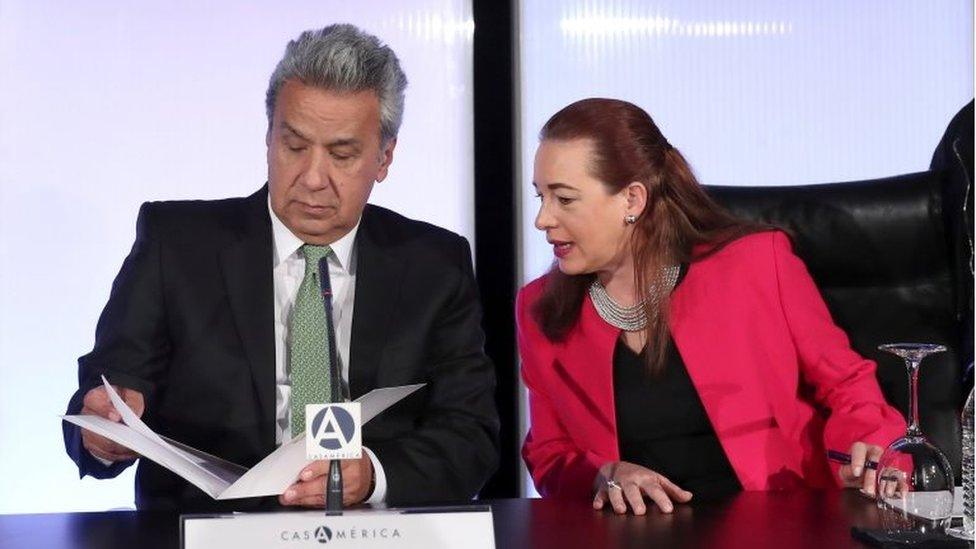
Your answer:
317,257 -> 344,513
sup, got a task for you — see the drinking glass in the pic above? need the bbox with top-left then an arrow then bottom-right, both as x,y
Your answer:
874,343 -> 955,533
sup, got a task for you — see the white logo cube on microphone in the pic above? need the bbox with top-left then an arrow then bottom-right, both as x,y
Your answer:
305,403 -> 362,460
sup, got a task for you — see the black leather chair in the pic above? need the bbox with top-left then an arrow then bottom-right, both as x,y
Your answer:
707,168 -> 972,481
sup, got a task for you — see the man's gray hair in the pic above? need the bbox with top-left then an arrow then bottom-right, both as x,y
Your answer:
265,24 -> 408,143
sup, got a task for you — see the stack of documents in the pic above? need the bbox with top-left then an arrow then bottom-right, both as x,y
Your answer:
62,376 -> 423,500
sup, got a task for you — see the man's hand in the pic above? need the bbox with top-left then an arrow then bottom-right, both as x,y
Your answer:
80,385 -> 145,462
838,441 -> 884,496
279,455 -> 374,508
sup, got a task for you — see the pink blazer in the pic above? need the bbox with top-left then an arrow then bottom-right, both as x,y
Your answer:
517,231 -> 906,498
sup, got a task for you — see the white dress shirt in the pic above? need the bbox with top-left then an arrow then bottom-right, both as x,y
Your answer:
269,198 -> 387,503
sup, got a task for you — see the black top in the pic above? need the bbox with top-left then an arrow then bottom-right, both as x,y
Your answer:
612,268 -> 741,500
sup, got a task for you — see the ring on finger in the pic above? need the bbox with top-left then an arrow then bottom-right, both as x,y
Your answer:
606,479 -> 622,490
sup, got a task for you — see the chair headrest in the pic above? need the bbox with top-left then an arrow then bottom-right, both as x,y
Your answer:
706,171 -> 948,288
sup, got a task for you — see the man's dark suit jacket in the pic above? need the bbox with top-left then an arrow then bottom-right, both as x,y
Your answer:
63,186 -> 499,511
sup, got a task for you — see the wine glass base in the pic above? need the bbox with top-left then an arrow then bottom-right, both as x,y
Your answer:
946,526 -> 974,540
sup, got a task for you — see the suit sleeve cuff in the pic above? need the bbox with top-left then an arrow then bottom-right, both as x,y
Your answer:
363,446 -> 387,503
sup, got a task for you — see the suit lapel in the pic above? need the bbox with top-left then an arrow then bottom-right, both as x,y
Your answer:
563,299 -> 621,460
219,187 -> 276,445
349,205 -> 405,399
669,259 -> 783,489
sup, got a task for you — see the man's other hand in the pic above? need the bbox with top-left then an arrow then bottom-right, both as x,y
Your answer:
80,385 -> 145,462
279,456 -> 374,507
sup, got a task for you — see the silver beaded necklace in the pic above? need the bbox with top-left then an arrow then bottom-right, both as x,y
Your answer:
588,265 -> 680,331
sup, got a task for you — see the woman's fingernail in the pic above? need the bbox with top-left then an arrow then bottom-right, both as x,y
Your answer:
284,490 -> 295,501
301,470 -> 313,480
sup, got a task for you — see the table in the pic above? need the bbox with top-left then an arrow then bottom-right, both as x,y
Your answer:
0,491 -> 949,548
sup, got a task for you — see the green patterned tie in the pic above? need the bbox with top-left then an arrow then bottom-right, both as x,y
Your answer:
289,244 -> 334,437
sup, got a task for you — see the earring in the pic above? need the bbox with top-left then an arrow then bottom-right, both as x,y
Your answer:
625,214 -> 637,225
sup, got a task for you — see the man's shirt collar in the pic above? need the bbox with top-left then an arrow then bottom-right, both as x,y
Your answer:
268,196 -> 360,272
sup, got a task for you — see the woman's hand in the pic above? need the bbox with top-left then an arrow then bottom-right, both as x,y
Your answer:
837,441 -> 884,496
593,461 -> 692,515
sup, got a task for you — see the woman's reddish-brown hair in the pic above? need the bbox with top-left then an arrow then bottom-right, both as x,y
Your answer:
531,98 -> 774,374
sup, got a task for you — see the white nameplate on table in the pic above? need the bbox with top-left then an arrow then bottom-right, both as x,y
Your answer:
181,507 -> 495,549
61,376 -> 424,500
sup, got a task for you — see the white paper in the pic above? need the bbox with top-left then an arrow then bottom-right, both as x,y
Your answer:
101,375 -> 168,448
62,379 -> 425,500
61,414 -> 231,498
355,384 -> 424,424
215,436 -> 308,500
97,376 -> 240,494
158,435 -> 248,481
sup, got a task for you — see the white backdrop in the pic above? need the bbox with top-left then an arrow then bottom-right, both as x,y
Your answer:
517,0 -> 973,496
0,1 -> 474,513
518,0 -> 974,283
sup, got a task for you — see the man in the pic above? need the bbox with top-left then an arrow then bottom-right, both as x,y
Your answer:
63,24 -> 499,511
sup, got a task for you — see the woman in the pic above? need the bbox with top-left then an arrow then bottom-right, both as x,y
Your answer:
517,98 -> 906,515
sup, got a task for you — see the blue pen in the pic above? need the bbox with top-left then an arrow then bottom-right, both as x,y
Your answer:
826,449 -> 879,470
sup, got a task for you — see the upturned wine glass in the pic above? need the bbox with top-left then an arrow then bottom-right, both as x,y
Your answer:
874,343 -> 955,533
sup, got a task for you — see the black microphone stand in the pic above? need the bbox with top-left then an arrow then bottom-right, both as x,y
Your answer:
318,257 -> 344,514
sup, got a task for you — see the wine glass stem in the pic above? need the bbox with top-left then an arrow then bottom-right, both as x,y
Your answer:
906,358 -> 922,437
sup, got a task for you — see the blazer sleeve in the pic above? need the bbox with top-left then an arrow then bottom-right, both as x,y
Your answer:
768,231 -> 906,484
63,202 -> 171,479
369,237 -> 500,504
517,287 -> 604,498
